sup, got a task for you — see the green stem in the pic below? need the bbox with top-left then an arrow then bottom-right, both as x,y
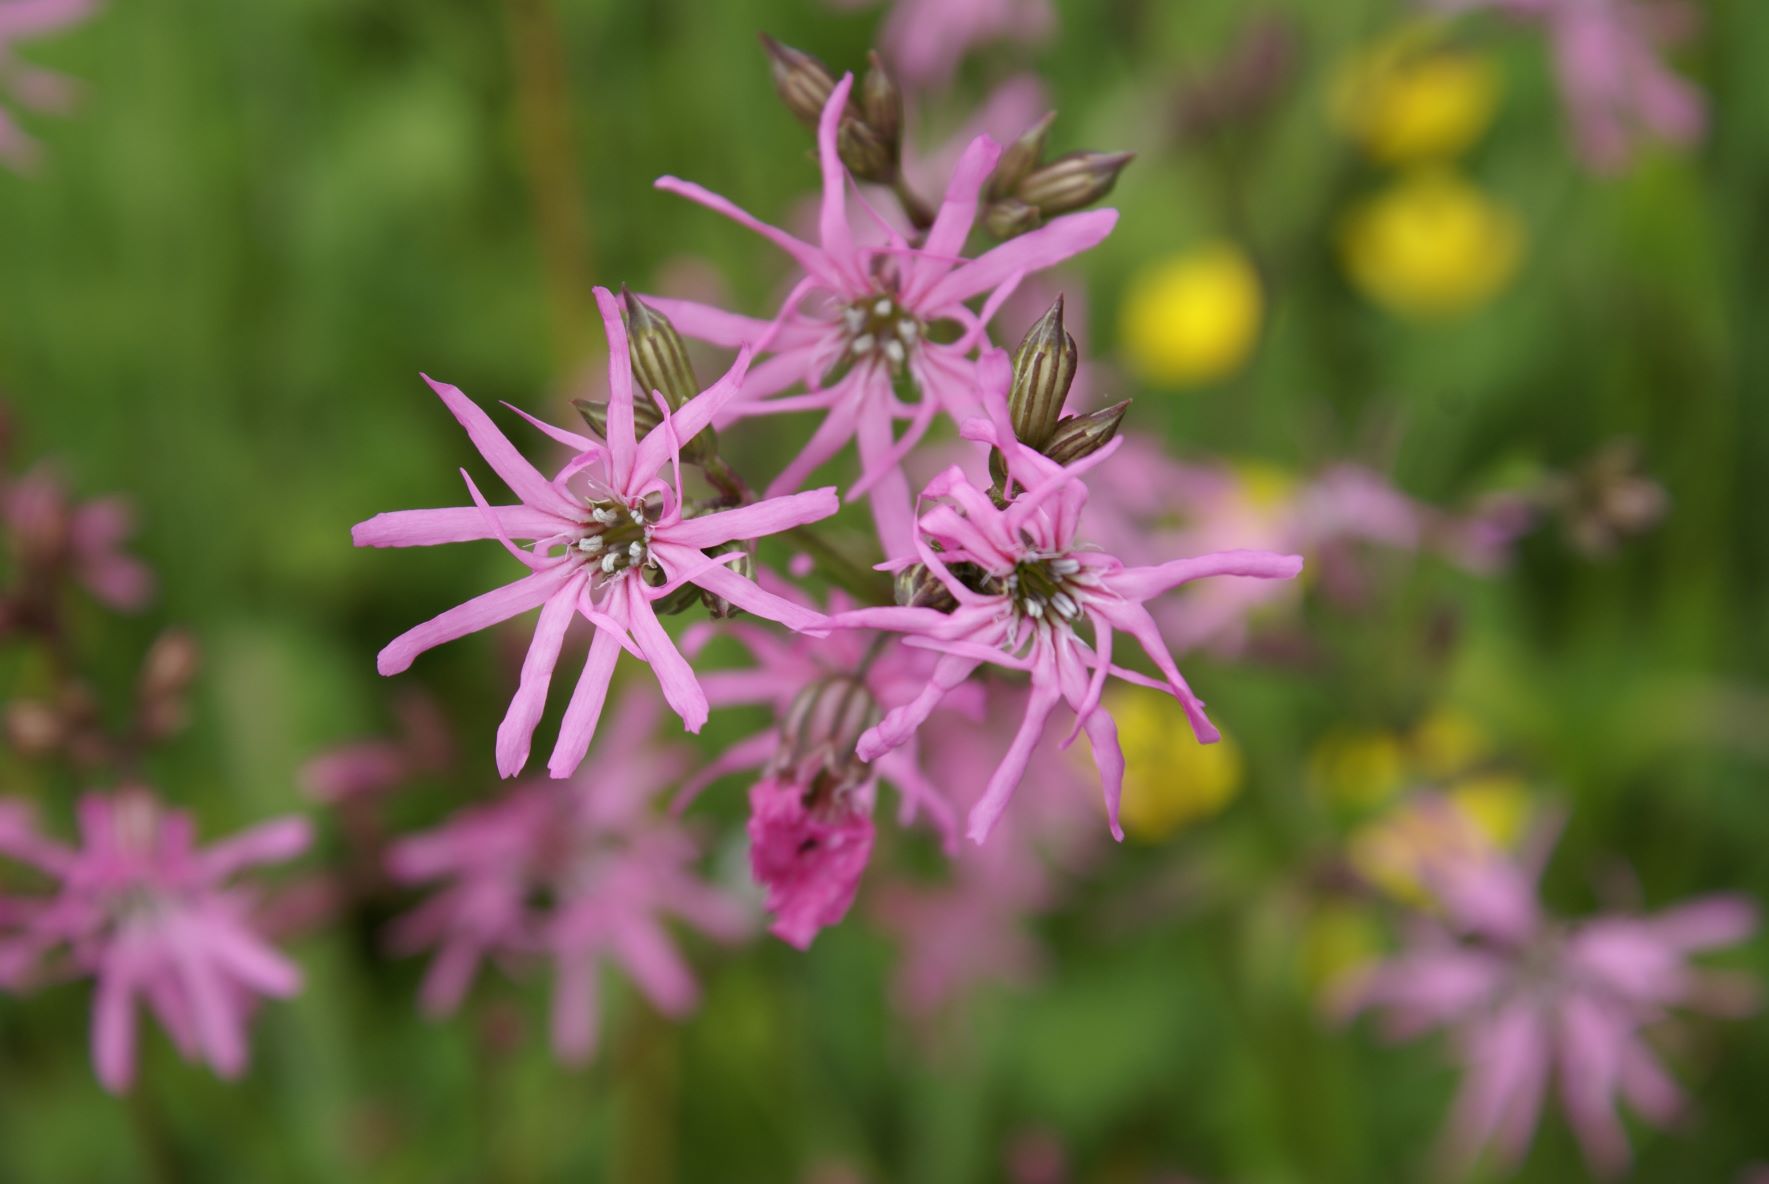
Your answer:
784,526 -> 890,606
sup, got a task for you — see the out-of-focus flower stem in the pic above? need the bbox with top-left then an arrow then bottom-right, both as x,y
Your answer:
785,525 -> 889,606
124,1076 -> 181,1184
500,0 -> 597,368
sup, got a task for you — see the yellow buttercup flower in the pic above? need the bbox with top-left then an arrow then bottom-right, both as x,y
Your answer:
1333,25 -> 1500,164
1446,774 -> 1530,849
1120,242 -> 1263,388
1349,778 -> 1532,906
1340,170 -> 1524,318
1108,685 -> 1244,841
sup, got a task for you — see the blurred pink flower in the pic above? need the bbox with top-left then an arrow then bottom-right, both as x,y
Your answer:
1340,827 -> 1759,1177
873,687 -> 1099,1015
1085,439 -> 1528,655
354,287 -> 836,779
858,0 -> 1055,92
386,691 -> 749,1063
678,591 -> 960,947
1,464 -> 153,611
0,0 -> 98,171
652,75 -> 1116,554
1440,0 -> 1706,171
836,354 -> 1301,843
0,790 -> 310,1092
298,690 -> 453,803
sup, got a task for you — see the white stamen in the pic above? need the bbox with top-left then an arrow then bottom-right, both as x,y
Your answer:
1050,591 -> 1079,619
897,319 -> 918,341
577,536 -> 603,554
1049,557 -> 1080,575
873,298 -> 892,316
1024,599 -> 1044,619
592,507 -> 619,525
851,333 -> 875,355
882,340 -> 905,366
601,553 -> 620,573
629,508 -> 645,524
843,307 -> 865,332
628,541 -> 644,560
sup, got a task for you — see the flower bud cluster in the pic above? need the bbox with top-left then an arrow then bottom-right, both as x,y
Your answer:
983,114 -> 1133,239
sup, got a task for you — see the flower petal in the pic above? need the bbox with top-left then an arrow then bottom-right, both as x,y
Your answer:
422,375 -> 582,519
377,562 -> 579,676
923,209 -> 1119,311
495,580 -> 583,778
352,506 -> 567,549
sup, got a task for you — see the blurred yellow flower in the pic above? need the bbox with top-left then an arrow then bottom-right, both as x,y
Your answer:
1109,685 -> 1244,841
1120,242 -> 1263,387
1333,26 -> 1500,163
1349,777 -> 1531,906
1407,706 -> 1490,779
1308,728 -> 1407,810
1340,170 -> 1523,319
1302,902 -> 1384,994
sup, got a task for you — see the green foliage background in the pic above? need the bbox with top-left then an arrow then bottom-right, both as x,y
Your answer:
1,0 -> 1766,1180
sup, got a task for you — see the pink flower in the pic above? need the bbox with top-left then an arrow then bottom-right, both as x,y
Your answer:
835,354 -> 1302,843
1440,0 -> 1706,171
298,690 -> 453,803
0,790 -> 310,1092
2,464 -> 154,611
1083,441 -> 1522,655
867,0 -> 1055,92
1340,830 -> 1759,1177
386,690 -> 749,1063
650,75 -> 1116,554
0,0 -> 98,171
354,286 -> 838,779
676,591 -> 960,947
873,687 -> 1099,1015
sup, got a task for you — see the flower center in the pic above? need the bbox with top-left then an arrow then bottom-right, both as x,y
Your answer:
573,498 -> 656,577
841,293 -> 920,373
999,556 -> 1087,624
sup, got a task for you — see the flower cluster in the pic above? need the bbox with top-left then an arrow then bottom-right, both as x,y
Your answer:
351,46 -> 1300,948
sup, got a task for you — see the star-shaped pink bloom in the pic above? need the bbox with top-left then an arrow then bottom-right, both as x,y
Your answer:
0,790 -> 310,1092
386,691 -> 750,1064
1340,827 -> 1759,1177
354,287 -> 839,779
649,74 -> 1117,554
834,353 -> 1302,844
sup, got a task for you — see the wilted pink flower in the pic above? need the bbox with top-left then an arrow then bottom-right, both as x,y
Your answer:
0,790 -> 310,1092
1341,828 -> 1759,1177
835,354 -> 1302,843
386,691 -> 749,1063
677,592 -> 959,947
2,464 -> 153,611
1439,0 -> 1706,171
0,0 -> 97,171
651,75 -> 1116,553
354,287 -> 837,779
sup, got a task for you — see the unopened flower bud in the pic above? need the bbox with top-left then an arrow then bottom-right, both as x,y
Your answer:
573,395 -> 663,442
986,111 -> 1056,202
838,116 -> 895,184
1017,151 -> 1134,217
983,197 -> 1042,239
1043,399 -> 1130,467
779,676 -> 880,795
893,562 -> 956,611
1008,296 -> 1077,451
760,34 -> 838,129
621,286 -> 700,412
699,540 -> 755,619
622,285 -> 720,466
139,628 -> 201,701
4,700 -> 65,758
860,52 -> 903,158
